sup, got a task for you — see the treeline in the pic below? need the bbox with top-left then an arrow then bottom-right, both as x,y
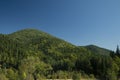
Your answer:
0,29 -> 120,80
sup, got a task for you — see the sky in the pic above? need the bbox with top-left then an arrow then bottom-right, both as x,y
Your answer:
0,0 -> 120,50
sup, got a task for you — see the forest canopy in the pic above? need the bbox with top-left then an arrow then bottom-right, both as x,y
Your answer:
0,29 -> 120,80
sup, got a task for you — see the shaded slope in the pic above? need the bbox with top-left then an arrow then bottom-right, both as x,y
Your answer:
0,34 -> 28,67
85,45 -> 111,56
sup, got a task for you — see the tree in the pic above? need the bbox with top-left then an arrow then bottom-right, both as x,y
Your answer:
19,56 -> 52,80
0,73 -> 8,80
116,45 -> 120,56
6,68 -> 18,80
72,72 -> 81,80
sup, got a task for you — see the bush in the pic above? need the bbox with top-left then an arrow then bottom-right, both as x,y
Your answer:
0,73 -> 9,80
72,73 -> 81,80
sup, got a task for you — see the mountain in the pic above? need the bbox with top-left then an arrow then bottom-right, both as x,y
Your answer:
85,45 -> 111,56
9,29 -> 111,55
0,29 -> 119,80
9,29 -> 52,43
9,29 -> 79,54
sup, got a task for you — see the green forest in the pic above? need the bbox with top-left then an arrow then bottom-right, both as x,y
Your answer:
0,29 -> 120,80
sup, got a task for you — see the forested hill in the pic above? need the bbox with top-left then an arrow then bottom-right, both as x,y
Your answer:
85,45 -> 111,56
0,29 -> 120,80
9,29 -> 55,43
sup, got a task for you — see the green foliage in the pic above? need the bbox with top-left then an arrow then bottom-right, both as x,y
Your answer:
6,68 -> 18,80
72,72 -> 81,80
0,74 -> 8,80
0,29 -> 120,80
85,45 -> 111,55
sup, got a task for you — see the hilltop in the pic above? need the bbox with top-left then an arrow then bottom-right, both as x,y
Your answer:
85,45 -> 111,56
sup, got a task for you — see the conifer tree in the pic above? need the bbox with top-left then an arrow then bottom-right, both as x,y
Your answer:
116,45 -> 120,56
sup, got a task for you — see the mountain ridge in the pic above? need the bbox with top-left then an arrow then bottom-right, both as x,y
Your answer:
9,28 -> 111,53
85,45 -> 111,55
8,28 -> 76,46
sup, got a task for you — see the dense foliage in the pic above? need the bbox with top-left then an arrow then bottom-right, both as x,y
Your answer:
0,29 -> 120,80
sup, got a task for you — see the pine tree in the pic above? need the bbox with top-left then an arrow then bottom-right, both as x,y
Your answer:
116,45 -> 120,56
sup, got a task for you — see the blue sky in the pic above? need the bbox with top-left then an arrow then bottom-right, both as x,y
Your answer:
0,0 -> 120,50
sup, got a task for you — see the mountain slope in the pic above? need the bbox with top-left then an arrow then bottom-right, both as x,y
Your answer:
9,29 -> 52,43
85,45 -> 111,55
9,29 -> 75,46
9,29 -> 111,55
